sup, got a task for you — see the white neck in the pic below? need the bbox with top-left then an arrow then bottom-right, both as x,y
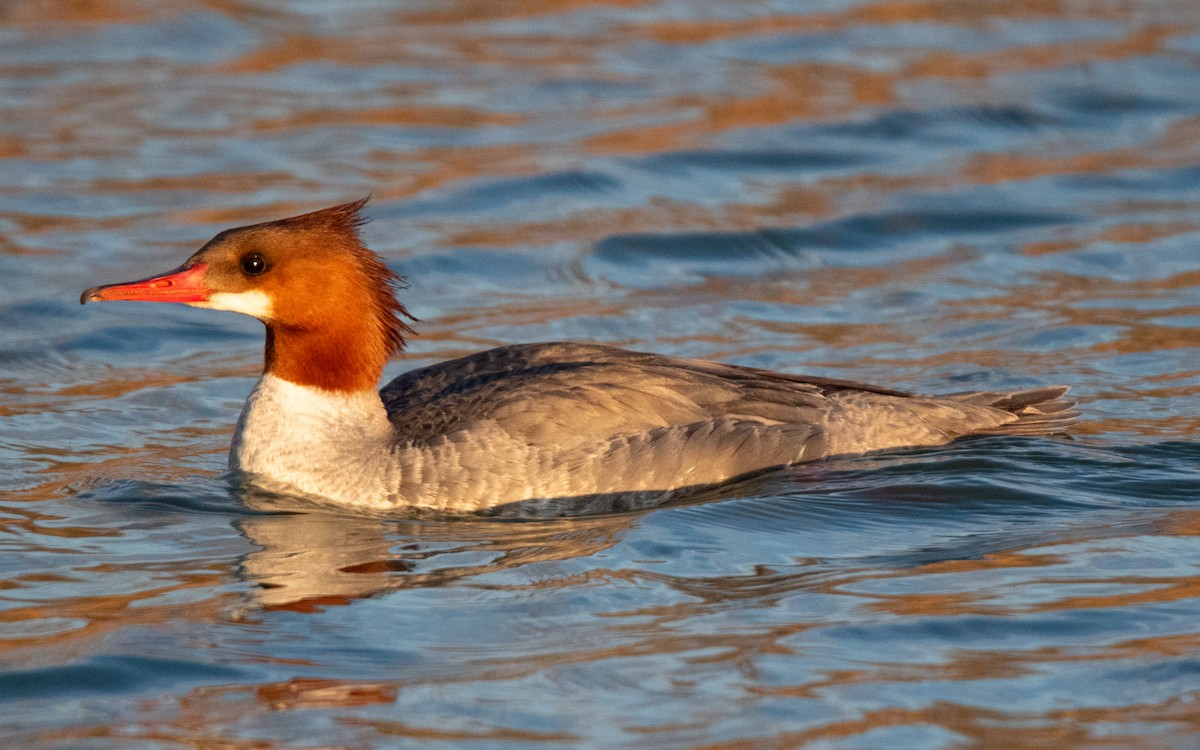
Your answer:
229,374 -> 399,507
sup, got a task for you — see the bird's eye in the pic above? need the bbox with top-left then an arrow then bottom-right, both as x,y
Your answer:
241,254 -> 267,276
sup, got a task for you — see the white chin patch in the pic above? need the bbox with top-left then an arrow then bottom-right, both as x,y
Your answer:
191,290 -> 273,320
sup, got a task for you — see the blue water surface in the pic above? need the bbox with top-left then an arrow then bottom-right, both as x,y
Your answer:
2,1 -> 1200,747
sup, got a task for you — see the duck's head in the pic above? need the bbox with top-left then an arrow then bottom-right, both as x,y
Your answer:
82,198 -> 415,392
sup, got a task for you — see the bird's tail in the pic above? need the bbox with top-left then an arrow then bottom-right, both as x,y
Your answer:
948,386 -> 1078,436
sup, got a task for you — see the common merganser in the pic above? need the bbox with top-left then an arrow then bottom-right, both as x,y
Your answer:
81,199 -> 1075,513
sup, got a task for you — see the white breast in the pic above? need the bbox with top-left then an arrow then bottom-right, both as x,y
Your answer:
229,374 -> 400,508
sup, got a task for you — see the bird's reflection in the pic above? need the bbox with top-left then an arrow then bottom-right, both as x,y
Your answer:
231,474 -> 782,610
233,486 -> 649,610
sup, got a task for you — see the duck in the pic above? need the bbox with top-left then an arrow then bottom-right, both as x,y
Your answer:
81,198 -> 1076,514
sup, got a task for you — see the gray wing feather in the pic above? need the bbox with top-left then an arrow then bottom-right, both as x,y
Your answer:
380,342 -> 1075,494
381,342 -> 838,443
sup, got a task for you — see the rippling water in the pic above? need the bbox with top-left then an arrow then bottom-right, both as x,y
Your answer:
3,1 -> 1200,746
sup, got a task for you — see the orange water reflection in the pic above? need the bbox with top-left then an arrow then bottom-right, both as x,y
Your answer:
3,0 -> 1200,747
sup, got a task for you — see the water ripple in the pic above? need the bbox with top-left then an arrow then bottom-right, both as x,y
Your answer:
3,1 -> 1200,747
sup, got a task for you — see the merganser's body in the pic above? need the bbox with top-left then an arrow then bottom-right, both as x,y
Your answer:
82,199 -> 1075,513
